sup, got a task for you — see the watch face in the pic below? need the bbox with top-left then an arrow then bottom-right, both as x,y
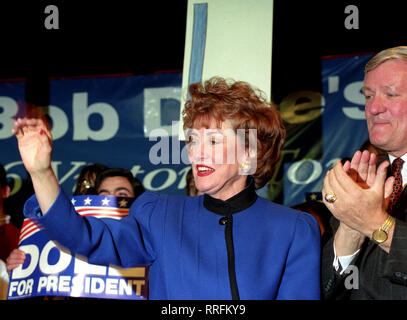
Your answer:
373,229 -> 388,243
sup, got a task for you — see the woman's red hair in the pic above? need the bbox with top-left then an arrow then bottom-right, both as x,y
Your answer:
182,77 -> 286,189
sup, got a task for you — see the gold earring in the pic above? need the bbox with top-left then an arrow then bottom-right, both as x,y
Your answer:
240,161 -> 251,174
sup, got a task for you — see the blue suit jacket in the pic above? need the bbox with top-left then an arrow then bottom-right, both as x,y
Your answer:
24,189 -> 320,300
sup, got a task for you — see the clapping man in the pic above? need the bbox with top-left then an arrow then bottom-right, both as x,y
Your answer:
322,46 -> 407,299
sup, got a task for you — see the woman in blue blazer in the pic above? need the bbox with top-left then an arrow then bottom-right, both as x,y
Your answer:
14,77 -> 320,300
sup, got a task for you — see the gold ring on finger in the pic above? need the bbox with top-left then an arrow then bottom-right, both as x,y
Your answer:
324,192 -> 337,203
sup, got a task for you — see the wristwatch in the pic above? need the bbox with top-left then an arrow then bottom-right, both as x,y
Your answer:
372,215 -> 396,244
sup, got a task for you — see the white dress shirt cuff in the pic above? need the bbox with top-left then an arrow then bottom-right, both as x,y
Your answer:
333,242 -> 360,275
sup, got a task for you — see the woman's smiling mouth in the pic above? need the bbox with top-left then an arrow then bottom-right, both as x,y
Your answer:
196,164 -> 215,176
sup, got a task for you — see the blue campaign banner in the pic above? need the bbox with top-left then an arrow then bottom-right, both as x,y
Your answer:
7,195 -> 148,300
1,60 -> 377,211
0,79 -> 26,193
0,72 -> 191,203
283,53 -> 374,206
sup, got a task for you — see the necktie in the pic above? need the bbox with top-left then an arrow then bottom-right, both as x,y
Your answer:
388,157 -> 404,213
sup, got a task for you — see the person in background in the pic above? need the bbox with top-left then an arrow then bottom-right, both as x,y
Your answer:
6,163 -> 108,273
0,163 -> 19,263
73,163 -> 109,195
95,168 -> 144,199
6,167 -> 145,275
12,77 -> 320,300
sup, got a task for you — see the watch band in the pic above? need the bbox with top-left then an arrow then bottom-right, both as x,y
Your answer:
382,215 -> 395,233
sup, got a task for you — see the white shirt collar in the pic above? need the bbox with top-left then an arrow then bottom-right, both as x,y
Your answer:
388,153 -> 407,185
388,153 -> 407,164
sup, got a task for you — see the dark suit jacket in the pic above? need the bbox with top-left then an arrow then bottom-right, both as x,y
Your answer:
322,177 -> 407,300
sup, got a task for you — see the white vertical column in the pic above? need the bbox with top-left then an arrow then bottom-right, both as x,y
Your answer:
179,0 -> 275,139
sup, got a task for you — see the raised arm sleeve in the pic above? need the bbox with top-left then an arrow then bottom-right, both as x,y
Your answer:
23,188 -> 160,268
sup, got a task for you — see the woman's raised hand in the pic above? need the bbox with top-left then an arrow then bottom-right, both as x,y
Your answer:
12,117 -> 59,214
12,117 -> 53,175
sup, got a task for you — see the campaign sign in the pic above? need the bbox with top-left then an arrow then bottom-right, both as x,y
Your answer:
7,195 -> 149,300
0,72 -> 188,207
283,53 -> 373,206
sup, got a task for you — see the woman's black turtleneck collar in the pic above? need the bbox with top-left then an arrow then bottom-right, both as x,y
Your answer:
203,177 -> 258,215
